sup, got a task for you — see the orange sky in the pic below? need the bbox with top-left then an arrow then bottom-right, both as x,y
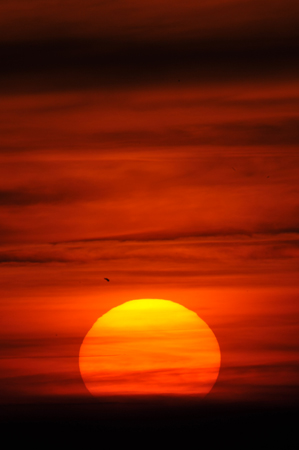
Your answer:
0,0 -> 299,407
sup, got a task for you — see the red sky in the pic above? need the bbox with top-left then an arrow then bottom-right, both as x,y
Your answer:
0,0 -> 299,406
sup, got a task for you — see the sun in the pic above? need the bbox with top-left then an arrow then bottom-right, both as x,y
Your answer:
79,299 -> 221,397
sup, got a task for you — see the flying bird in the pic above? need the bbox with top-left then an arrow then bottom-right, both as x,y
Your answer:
104,278 -> 110,282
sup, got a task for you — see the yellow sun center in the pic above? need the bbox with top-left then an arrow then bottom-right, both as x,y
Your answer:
79,299 -> 220,397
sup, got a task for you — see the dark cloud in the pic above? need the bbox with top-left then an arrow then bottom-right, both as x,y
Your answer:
211,119 -> 299,146
49,119 -> 299,148
2,108 -> 299,155
0,186 -> 81,206
0,34 -> 298,94
0,253 -> 71,264
218,362 -> 299,387
0,372 -> 85,402
53,228 -> 299,244
0,337 -> 80,358
1,232 -> 299,292
0,178 -> 123,206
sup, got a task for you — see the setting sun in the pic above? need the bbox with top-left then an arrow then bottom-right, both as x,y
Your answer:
79,299 -> 220,397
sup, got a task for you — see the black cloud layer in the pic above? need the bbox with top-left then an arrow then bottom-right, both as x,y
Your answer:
1,35 -> 299,93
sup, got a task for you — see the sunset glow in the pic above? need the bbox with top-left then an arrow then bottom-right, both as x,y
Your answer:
79,299 -> 220,397
1,0 -> 299,429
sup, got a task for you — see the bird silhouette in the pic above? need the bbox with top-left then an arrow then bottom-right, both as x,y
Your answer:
104,278 -> 110,282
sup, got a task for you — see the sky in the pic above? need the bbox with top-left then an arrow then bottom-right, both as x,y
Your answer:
1,0 -> 299,412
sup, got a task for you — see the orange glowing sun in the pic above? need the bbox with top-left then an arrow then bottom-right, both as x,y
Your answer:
79,299 -> 221,397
